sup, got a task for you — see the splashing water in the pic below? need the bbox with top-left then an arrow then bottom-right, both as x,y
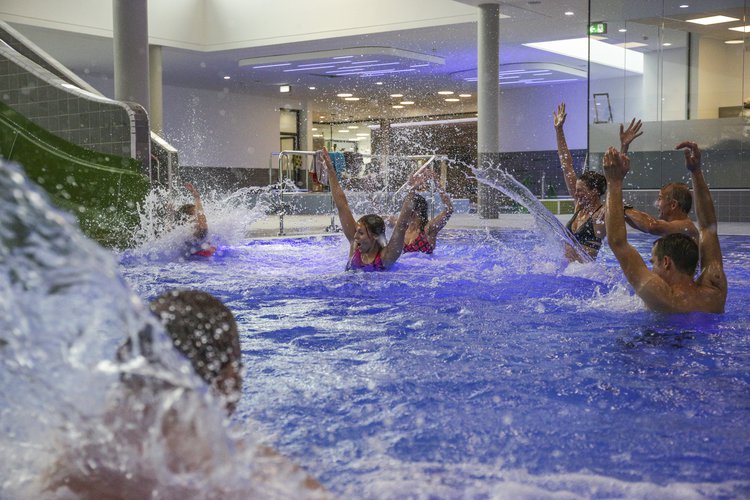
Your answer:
130,183 -> 282,261
471,161 -> 592,263
0,161 -> 325,498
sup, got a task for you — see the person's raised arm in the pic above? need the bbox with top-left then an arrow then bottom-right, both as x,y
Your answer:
554,102 -> 577,198
321,148 -> 357,242
380,190 -> 415,268
676,141 -> 726,289
426,186 -> 454,238
603,148 -> 671,309
620,118 -> 643,154
185,183 -> 208,240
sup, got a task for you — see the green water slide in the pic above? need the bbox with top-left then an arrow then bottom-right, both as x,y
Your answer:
0,101 -> 150,248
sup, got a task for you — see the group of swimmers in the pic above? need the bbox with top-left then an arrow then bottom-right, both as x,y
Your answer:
554,102 -> 727,313
175,108 -> 727,315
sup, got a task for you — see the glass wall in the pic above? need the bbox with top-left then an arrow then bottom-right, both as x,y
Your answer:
588,0 -> 749,221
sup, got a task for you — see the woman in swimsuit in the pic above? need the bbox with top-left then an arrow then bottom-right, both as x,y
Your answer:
321,147 -> 418,271
554,102 -> 607,261
177,183 -> 216,257
402,170 -> 454,255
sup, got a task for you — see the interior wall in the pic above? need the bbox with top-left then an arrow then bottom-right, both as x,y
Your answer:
692,36 -> 746,119
498,80 -> 588,152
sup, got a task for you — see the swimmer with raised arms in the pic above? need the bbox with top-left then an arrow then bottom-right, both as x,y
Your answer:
603,142 -> 727,313
320,147 -> 420,271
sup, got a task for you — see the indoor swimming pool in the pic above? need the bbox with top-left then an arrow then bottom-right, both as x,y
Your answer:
3,160 -> 749,498
119,227 -> 750,497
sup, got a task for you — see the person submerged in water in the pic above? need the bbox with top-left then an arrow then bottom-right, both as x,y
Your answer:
46,289 -> 325,497
554,102 -> 608,261
603,142 -> 727,313
177,182 -> 216,257
401,169 -> 454,255
320,147 -> 419,271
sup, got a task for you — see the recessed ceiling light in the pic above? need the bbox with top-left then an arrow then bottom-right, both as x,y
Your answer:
356,133 -> 369,136
344,97 -> 360,101
337,93 -> 353,97
686,15 -> 739,25
223,76 -> 231,80
320,116 -> 325,119
390,93 -> 403,97
338,129 -> 349,133
392,105 -> 404,109
564,11 -> 574,16
729,25 -> 750,33
679,4 -> 689,8
725,39 -> 744,44
459,94 -> 472,98
663,42 -> 672,46
375,81 -> 383,85
347,125 -> 359,129
279,84 -> 291,93
618,28 -> 627,33
400,101 -> 415,105
438,91 -> 454,95
308,86 -> 316,90
312,128 -> 318,131
445,98 -> 460,102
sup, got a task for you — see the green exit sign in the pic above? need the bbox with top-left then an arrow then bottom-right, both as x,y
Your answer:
589,22 -> 607,35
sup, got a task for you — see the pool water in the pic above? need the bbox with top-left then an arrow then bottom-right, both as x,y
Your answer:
119,228 -> 750,497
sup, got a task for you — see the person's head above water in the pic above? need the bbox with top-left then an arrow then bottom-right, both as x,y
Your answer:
177,203 -> 196,223
356,214 -> 387,249
150,289 -> 242,414
651,232 -> 699,278
657,182 -> 692,219
578,171 -> 607,200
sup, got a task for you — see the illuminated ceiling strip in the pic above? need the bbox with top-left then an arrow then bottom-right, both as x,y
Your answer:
524,37 -> 643,73
239,46 -> 444,67
283,65 -> 337,72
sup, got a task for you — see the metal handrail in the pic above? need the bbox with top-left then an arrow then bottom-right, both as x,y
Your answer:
271,150 -> 451,235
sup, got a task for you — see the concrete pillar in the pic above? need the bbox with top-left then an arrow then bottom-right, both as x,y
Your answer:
149,44 -> 163,135
298,105 -> 312,152
477,3 -> 501,219
113,0 -> 150,112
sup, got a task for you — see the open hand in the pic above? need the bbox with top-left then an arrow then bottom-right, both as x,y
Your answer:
675,141 -> 701,172
184,182 -> 199,195
602,146 -> 630,181
320,147 -> 335,173
553,102 -> 567,129
620,118 -> 643,151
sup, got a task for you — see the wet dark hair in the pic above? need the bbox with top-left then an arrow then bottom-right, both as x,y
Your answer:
358,214 -> 385,236
580,171 -> 607,197
150,290 -> 242,398
358,214 -> 387,247
663,183 -> 692,214
653,233 -> 699,276
413,194 -> 429,232
177,203 -> 196,222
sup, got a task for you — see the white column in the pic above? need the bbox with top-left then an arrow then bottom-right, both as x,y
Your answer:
113,0 -> 150,112
477,2 -> 501,218
149,44 -> 163,134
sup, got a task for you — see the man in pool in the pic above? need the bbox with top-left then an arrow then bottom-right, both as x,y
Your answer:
603,141 -> 727,313
623,183 -> 699,241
